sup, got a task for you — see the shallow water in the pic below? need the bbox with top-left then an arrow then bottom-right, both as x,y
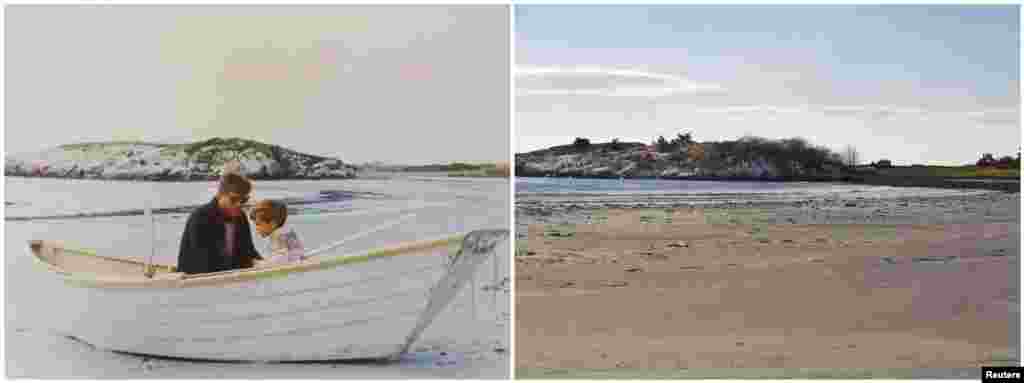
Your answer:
5,176 -> 511,378
516,177 -> 988,203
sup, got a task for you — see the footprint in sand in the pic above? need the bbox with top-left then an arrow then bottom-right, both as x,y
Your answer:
541,280 -> 575,288
643,252 -> 669,261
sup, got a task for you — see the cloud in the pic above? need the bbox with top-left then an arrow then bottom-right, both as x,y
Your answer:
516,65 -> 725,98
964,108 -> 1020,126
691,105 -> 807,115
690,104 -> 1019,126
815,105 -> 929,121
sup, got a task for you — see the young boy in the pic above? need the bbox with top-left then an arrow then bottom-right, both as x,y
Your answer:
249,199 -> 306,266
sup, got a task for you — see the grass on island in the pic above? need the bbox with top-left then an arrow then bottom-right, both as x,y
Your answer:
447,162 -> 510,178
515,239 -> 530,258
639,210 -> 674,224
516,367 -> 981,380
543,224 -> 576,239
877,165 -> 1020,178
400,161 -> 509,177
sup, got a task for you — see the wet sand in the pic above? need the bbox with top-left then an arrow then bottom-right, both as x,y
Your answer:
516,192 -> 1019,374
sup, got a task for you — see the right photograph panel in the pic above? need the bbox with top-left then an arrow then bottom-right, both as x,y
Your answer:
514,5 -> 1021,379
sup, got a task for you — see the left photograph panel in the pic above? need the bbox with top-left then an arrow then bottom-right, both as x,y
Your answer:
5,5 -> 510,379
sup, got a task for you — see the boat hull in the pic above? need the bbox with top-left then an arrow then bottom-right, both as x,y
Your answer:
31,232 -> 507,361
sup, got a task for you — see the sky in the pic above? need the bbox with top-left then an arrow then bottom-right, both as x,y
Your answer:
5,5 -> 509,165
516,5 -> 1021,166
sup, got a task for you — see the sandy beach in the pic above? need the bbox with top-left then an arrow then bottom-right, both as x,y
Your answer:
516,190 -> 1019,376
6,176 -> 511,379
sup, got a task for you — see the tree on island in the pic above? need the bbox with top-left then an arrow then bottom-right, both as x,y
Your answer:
572,137 -> 591,150
657,132 -> 696,153
875,159 -> 894,168
610,138 -> 623,151
977,153 -> 997,167
997,156 -> 1015,169
976,152 -> 1020,169
653,136 -> 672,152
843,145 -> 860,167
675,132 -> 694,147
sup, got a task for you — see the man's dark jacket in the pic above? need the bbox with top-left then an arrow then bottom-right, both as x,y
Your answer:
177,198 -> 261,274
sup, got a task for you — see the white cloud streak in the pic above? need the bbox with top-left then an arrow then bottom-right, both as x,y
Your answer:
516,65 -> 725,98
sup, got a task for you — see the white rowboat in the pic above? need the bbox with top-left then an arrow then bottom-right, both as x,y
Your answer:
27,229 -> 509,362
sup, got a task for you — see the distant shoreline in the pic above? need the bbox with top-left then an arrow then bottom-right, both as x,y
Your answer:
514,174 -> 1020,192
2,174 -> 356,183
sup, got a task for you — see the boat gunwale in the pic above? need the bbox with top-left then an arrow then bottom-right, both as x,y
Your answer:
29,233 -> 464,289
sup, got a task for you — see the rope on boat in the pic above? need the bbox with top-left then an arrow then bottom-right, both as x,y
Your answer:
304,213 -> 418,258
144,200 -> 156,278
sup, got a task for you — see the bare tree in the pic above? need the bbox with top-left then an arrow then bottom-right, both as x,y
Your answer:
843,145 -> 860,167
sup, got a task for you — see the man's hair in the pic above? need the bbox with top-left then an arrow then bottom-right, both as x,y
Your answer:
218,173 -> 252,195
250,199 -> 288,227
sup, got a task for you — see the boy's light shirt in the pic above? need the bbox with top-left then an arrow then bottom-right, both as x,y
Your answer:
260,224 -> 306,265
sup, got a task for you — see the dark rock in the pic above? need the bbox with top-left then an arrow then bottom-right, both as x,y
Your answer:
912,255 -> 957,264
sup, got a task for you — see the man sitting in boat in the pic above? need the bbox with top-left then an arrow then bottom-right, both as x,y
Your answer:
176,173 -> 263,274
249,199 -> 307,266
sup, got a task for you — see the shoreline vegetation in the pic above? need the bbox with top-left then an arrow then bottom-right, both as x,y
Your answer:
368,161 -> 511,178
515,134 -> 1020,192
4,137 -> 512,181
4,137 -> 357,181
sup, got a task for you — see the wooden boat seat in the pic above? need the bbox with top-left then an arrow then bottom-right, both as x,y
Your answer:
29,240 -> 176,279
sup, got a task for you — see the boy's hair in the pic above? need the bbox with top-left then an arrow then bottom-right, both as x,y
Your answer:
250,199 -> 288,227
218,173 -> 252,195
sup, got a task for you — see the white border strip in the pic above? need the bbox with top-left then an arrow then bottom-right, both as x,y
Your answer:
507,3 -> 517,379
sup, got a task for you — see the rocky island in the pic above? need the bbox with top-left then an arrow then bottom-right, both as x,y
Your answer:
516,134 -> 1019,192
4,137 -> 357,181
516,135 -> 843,180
